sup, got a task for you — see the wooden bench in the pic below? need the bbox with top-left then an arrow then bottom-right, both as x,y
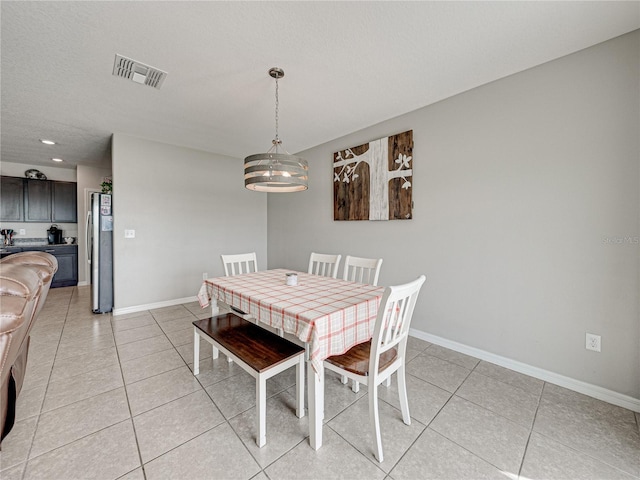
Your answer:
192,313 -> 305,447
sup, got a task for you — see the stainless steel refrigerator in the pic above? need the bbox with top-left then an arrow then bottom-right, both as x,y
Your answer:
87,193 -> 113,313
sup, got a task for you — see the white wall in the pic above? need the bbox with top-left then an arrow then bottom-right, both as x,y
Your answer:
268,31 -> 640,400
111,134 -> 267,310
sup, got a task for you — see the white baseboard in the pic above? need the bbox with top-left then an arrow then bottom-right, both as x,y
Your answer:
77,281 -> 89,287
410,328 -> 640,413
113,296 -> 198,316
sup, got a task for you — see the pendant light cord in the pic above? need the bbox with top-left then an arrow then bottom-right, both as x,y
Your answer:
274,74 -> 280,151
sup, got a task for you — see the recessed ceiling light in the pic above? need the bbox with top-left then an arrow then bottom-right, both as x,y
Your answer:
51,158 -> 63,162
40,139 -> 56,145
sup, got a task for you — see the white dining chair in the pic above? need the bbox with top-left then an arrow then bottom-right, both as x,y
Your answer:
218,252 -> 260,360
220,252 -> 283,339
343,255 -> 383,286
324,275 -> 426,463
341,255 -> 383,392
221,252 -> 258,276
308,252 -> 342,278
220,252 -> 258,319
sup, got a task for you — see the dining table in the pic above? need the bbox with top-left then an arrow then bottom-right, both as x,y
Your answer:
197,268 -> 384,450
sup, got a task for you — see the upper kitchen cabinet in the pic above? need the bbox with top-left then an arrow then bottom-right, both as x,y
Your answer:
0,176 -> 25,221
0,176 -> 77,223
52,181 -> 77,222
24,178 -> 52,222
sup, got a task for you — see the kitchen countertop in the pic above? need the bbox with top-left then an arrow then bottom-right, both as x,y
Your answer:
2,239 -> 77,248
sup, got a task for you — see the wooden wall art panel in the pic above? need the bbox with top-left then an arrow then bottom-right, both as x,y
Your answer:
333,130 -> 413,221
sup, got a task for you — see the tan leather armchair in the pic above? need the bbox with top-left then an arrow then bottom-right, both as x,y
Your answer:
0,252 -> 57,445
2,252 -> 58,323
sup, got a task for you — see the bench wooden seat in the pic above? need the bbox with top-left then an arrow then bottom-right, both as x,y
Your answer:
192,313 -> 305,447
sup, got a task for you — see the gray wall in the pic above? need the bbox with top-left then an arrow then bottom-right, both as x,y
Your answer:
268,31 -> 640,398
112,134 -> 267,309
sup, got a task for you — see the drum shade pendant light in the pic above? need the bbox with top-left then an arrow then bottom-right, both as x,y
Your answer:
244,67 -> 308,192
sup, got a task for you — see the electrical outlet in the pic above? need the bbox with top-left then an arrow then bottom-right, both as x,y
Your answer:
586,333 -> 601,352
202,272 -> 208,280
19,229 -> 26,235
124,229 -> 135,238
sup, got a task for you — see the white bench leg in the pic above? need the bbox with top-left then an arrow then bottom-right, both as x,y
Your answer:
212,345 -> 219,360
352,380 -> 360,393
341,375 -> 348,384
193,329 -> 200,375
384,376 -> 391,387
256,376 -> 267,448
296,355 -> 305,418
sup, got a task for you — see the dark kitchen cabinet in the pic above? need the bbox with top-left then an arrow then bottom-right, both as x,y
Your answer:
52,181 -> 77,222
0,246 -> 22,259
0,176 -> 24,221
0,176 -> 77,223
24,179 -> 52,222
28,245 -> 78,287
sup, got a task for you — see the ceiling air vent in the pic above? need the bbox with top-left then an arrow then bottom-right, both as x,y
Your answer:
112,54 -> 167,89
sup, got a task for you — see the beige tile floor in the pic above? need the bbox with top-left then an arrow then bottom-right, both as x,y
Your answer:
1,285 -> 639,480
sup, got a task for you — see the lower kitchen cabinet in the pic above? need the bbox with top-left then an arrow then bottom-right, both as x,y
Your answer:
6,245 -> 78,288
50,247 -> 78,287
0,246 -> 23,259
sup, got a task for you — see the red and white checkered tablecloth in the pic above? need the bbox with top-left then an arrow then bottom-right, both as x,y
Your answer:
201,269 -> 384,373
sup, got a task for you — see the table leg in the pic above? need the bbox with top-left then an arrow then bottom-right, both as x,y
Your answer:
193,328 -> 200,375
308,360 -> 323,450
296,356 -> 305,418
210,300 -> 224,360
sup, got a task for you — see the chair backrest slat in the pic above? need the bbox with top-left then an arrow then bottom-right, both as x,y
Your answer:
308,252 -> 342,279
343,256 -> 383,286
371,276 -> 426,369
221,252 -> 258,277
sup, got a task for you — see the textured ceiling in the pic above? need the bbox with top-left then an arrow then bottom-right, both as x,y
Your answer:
1,1 -> 638,170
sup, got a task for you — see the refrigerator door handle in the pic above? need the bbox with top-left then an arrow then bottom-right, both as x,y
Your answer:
85,210 -> 92,264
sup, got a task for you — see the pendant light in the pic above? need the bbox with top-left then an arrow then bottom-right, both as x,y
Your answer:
244,67 -> 308,192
